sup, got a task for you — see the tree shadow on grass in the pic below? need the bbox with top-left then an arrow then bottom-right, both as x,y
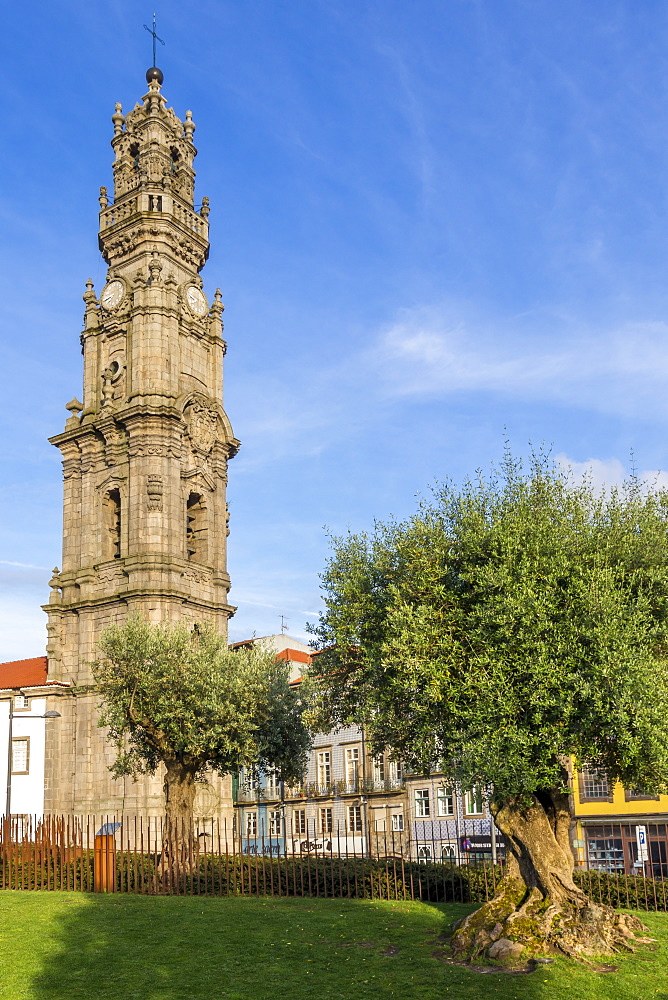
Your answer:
26,893 -> 668,1000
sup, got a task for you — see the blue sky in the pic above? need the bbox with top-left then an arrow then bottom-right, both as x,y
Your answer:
2,1 -> 668,656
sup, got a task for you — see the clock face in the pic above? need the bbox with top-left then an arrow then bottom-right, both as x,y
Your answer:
100,280 -> 124,311
186,285 -> 207,317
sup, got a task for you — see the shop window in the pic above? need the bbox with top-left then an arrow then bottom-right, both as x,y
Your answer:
417,844 -> 433,862
585,830 -> 624,873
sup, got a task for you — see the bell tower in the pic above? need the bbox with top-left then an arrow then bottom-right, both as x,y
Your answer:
43,68 -> 239,815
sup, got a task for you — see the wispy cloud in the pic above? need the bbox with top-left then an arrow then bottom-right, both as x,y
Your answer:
368,303 -> 668,418
556,454 -> 668,494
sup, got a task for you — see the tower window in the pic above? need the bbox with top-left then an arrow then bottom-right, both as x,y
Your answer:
129,143 -> 140,169
148,195 -> 163,211
104,489 -> 121,559
186,493 -> 207,564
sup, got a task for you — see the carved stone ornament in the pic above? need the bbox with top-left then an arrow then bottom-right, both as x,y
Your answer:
183,396 -> 219,457
146,475 -> 164,512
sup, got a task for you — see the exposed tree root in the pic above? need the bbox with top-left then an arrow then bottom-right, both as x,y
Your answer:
449,875 -> 653,968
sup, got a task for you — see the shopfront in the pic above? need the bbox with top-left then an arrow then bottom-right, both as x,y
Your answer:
583,822 -> 668,877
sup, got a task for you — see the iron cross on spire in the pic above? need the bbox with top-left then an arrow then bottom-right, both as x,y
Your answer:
143,12 -> 165,67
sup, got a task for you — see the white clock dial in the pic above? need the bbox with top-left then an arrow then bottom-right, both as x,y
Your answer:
101,280 -> 124,310
186,285 -> 207,317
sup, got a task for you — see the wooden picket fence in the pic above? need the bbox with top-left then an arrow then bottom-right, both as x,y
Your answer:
1,815 -> 666,911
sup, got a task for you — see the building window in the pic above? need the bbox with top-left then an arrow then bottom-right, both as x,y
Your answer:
245,811 -> 257,837
320,808 -> 333,834
317,751 -> 331,787
241,769 -> 258,793
417,844 -> 433,862
269,811 -> 282,837
414,788 -> 430,818
293,809 -> 306,836
373,755 -> 385,783
345,747 -> 360,787
437,786 -> 454,816
13,695 -> 29,711
624,788 -> 660,802
348,805 -> 362,834
580,767 -> 611,801
464,787 -> 484,816
265,768 -> 280,794
186,492 -> 208,564
391,813 -> 404,832
388,760 -> 403,781
441,842 -> 457,862
11,739 -> 29,775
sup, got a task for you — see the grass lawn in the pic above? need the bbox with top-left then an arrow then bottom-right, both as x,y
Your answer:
0,893 -> 667,1000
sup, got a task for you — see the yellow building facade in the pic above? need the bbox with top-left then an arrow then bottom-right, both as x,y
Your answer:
572,766 -> 668,876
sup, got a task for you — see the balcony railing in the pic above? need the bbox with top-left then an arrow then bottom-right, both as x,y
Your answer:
236,777 -> 406,804
284,777 -> 405,800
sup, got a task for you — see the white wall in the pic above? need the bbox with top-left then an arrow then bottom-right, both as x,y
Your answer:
0,696 -> 46,819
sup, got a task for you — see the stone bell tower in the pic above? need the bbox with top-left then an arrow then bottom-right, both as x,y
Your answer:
43,68 -> 239,815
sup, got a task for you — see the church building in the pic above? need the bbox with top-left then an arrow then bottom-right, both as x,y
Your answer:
3,67 -> 240,822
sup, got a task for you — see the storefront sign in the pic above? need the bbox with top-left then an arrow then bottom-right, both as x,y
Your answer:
461,835 -> 506,851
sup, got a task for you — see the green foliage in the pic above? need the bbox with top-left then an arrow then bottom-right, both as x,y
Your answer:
306,449 -> 668,801
92,615 -> 310,784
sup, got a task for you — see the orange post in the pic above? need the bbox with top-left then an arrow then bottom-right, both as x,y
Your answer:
94,834 -> 116,892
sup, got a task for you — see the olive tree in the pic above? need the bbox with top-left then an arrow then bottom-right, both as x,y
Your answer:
305,452 -> 668,961
93,615 -> 310,836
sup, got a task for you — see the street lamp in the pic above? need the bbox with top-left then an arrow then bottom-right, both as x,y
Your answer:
4,698 -> 61,819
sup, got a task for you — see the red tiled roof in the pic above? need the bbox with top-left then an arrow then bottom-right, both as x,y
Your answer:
0,656 -> 48,689
276,648 -> 311,665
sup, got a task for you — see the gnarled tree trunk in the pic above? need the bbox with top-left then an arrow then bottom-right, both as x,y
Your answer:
450,788 -> 650,965
162,758 -> 198,869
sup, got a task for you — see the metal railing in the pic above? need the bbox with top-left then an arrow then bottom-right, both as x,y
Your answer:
1,814 -> 666,910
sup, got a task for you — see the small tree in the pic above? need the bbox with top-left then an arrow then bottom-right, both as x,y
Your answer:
93,615 -> 310,837
306,451 -> 668,961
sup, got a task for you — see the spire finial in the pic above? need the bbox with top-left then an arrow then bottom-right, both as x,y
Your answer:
143,12 -> 165,84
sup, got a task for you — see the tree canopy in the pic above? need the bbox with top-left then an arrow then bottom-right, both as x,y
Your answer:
306,450 -> 668,803
93,615 -> 310,825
